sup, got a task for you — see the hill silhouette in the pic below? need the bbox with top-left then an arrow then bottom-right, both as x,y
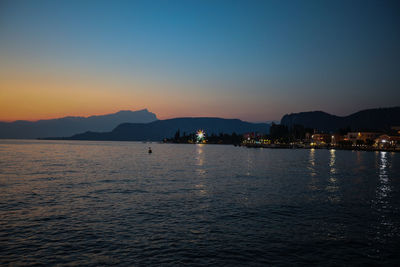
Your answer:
0,109 -> 157,139
280,107 -> 400,132
60,117 -> 270,141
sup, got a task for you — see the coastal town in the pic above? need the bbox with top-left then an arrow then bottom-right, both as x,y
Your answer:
165,124 -> 400,152
244,124 -> 400,151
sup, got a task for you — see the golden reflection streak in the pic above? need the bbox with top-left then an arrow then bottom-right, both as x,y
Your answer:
329,149 -> 336,174
326,149 -> 340,203
308,148 -> 318,191
195,144 -> 207,195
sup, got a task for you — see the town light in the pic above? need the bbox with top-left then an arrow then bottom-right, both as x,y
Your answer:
196,130 -> 205,142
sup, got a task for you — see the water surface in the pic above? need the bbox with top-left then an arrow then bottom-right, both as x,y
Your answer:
1,140 -> 399,265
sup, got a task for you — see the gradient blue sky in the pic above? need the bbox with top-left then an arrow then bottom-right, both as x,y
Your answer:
1,0 -> 399,122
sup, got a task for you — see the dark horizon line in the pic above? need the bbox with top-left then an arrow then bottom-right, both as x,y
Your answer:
1,105 -> 399,124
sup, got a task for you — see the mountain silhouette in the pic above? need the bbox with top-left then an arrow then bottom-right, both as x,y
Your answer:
0,109 -> 157,139
59,117 -> 270,141
280,107 -> 400,132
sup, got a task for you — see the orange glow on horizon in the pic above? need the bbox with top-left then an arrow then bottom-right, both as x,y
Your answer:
0,67 -> 279,122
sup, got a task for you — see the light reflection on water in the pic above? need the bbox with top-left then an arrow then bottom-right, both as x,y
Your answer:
373,151 -> 396,246
0,140 -> 400,265
195,144 -> 207,196
308,148 -> 318,191
245,149 -> 253,177
326,149 -> 340,203
195,144 -> 206,176
377,152 -> 390,199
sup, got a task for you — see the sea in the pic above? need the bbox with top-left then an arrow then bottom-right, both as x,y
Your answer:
0,140 -> 399,266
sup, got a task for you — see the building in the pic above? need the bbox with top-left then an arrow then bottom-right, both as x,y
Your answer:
311,133 -> 331,146
243,132 -> 265,144
330,133 -> 344,145
375,135 -> 400,149
345,132 -> 380,144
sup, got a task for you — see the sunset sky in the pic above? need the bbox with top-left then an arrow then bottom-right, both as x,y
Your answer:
1,0 -> 399,122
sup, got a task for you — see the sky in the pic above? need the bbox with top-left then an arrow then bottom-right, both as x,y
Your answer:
0,0 -> 399,122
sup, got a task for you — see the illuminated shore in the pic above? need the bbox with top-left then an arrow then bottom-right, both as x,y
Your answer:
243,142 -> 400,152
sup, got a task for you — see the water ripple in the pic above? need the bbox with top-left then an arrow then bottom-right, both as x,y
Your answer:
1,141 -> 400,265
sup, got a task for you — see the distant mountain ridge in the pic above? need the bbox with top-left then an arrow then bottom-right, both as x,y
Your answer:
60,117 -> 270,141
0,109 -> 158,139
280,107 -> 400,132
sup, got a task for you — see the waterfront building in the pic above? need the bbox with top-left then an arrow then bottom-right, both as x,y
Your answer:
243,132 -> 263,143
345,132 -> 380,144
311,133 -> 331,146
330,134 -> 344,145
375,135 -> 400,149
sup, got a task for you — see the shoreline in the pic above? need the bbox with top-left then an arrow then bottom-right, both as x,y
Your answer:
243,143 -> 400,153
2,138 -> 399,153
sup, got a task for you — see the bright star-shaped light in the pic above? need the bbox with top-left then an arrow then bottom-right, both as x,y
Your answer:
196,130 -> 205,141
